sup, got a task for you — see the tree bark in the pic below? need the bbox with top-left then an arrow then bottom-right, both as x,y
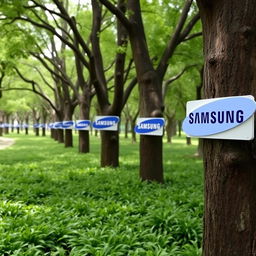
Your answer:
64,105 -> 74,148
57,129 -> 64,143
41,109 -> 47,137
11,118 -> 14,133
51,129 -> 55,139
131,119 -> 136,143
178,120 -> 182,137
100,130 -> 119,167
4,114 -> 9,134
25,116 -> 29,135
186,136 -> 191,145
124,118 -> 129,139
35,127 -> 39,136
196,0 -> 256,255
0,112 -> 3,137
166,114 -> 176,143
78,94 -> 90,153
42,127 -> 46,136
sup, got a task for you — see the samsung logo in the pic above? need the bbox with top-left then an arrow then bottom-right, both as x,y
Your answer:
93,116 -> 120,131
137,123 -> 161,130
95,120 -> 116,126
135,118 -> 165,136
75,120 -> 90,130
189,110 -> 244,124
182,96 -> 256,138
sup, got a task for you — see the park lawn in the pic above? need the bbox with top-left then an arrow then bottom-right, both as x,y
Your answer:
0,133 -> 203,256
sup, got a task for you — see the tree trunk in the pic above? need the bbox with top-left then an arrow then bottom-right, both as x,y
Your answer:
4,114 -> 9,134
166,115 -> 176,143
100,130 -> 119,167
197,138 -> 203,157
65,129 -> 73,147
41,108 -> 47,137
127,2 -> 164,183
78,95 -> 90,153
35,128 -> 39,136
0,112 -> 3,136
178,120 -> 182,137
42,127 -> 46,136
78,130 -> 89,153
131,125 -> 136,143
25,116 -> 29,135
11,119 -> 14,133
196,0 -> 256,255
63,104 -> 74,148
51,129 -> 55,139
124,118 -> 129,138
54,114 -> 64,143
186,136 -> 191,145
57,129 -> 64,143
130,111 -> 139,144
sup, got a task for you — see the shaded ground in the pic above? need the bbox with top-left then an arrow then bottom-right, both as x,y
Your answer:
0,137 -> 15,150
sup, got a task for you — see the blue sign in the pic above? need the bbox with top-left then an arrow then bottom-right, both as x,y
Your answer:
135,118 -> 165,136
75,120 -> 91,130
93,116 -> 120,131
62,121 -> 74,129
182,96 -> 256,138
54,122 -> 63,129
48,123 -> 54,129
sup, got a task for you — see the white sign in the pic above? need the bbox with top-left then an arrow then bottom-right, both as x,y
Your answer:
62,121 -> 74,130
92,116 -> 120,131
134,118 -> 165,136
182,95 -> 255,140
75,120 -> 91,130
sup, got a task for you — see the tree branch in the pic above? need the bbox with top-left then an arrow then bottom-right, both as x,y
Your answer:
162,64 -> 198,99
156,0 -> 194,80
183,31 -> 202,42
179,12 -> 201,42
13,67 -> 58,112
122,77 -> 137,109
99,0 -> 131,30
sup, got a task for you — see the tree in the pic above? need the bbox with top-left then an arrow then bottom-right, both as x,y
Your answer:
100,0 -> 201,182
196,1 -> 256,255
0,63 -> 5,136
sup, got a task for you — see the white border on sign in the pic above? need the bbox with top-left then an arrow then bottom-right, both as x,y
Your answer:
185,95 -> 255,140
93,116 -> 120,131
135,118 -> 165,136
75,120 -> 91,130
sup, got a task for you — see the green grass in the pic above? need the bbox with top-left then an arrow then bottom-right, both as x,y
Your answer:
0,132 -> 203,256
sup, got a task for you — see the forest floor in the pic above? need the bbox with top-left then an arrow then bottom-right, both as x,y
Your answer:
0,133 -> 203,255
0,137 -> 15,150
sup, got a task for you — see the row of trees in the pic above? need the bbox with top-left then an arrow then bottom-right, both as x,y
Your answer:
0,0 -> 202,183
2,0 -> 256,255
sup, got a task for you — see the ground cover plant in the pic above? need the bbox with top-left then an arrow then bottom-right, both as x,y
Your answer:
0,133 -> 203,255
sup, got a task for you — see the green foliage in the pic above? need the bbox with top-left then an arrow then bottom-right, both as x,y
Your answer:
0,134 -> 203,255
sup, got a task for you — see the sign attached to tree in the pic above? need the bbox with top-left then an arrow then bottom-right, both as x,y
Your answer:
92,116 -> 120,131
135,118 -> 165,136
54,122 -> 63,129
75,120 -> 91,130
62,121 -> 74,130
182,95 -> 256,140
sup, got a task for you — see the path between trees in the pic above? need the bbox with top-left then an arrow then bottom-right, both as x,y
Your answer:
0,137 -> 15,150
